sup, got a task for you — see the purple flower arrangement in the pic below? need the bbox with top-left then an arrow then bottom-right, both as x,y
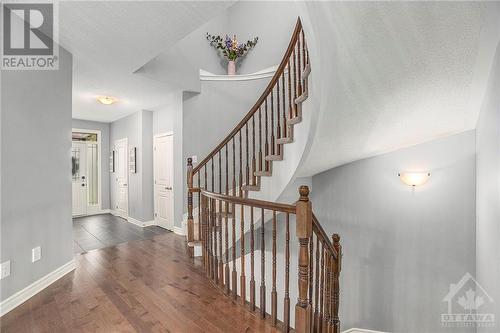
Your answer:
206,33 -> 258,62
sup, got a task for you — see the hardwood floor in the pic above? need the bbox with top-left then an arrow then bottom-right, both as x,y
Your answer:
73,214 -> 169,253
0,233 -> 279,333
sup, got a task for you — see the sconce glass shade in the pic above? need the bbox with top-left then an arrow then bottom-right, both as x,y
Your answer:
398,172 -> 430,187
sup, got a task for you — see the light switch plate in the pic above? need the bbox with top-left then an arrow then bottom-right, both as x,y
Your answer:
32,246 -> 41,262
192,155 -> 197,163
1,260 -> 11,279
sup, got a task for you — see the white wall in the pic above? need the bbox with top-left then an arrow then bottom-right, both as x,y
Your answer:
71,119 -> 111,210
1,46 -> 74,301
311,131 -> 476,333
476,42 -> 500,332
226,1 -> 300,74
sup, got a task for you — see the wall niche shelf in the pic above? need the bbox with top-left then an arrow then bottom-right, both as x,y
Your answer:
199,65 -> 285,82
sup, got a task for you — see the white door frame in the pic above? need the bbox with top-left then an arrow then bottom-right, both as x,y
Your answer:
153,132 -> 174,230
72,128 -> 102,215
115,138 -> 129,219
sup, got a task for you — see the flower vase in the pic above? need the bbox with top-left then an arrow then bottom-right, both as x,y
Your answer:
227,60 -> 236,75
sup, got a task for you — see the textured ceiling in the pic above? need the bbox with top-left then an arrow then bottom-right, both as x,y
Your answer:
300,1 -> 500,175
60,1 -> 234,122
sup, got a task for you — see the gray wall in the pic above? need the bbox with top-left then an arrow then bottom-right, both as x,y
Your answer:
110,110 -> 154,222
182,78 -> 268,213
71,119 -> 110,210
476,42 -> 500,332
311,131 -> 476,333
153,92 -> 184,227
1,46 -> 74,301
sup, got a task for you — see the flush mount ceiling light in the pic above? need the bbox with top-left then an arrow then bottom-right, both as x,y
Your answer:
398,172 -> 431,187
96,95 -> 118,105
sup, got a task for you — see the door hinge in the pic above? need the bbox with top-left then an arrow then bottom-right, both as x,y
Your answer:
154,212 -> 157,217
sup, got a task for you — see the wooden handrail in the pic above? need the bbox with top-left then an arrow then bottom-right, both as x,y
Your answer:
196,187 -> 337,260
313,213 -> 338,259
192,18 -> 303,175
198,188 -> 296,213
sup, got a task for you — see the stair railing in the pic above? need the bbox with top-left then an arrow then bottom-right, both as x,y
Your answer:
195,185 -> 341,332
186,18 -> 310,256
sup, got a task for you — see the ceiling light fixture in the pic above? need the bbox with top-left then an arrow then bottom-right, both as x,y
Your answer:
398,172 -> 431,187
96,95 -> 118,105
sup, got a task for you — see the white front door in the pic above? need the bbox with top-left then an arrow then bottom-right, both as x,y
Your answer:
72,141 -> 87,216
154,134 -> 174,230
115,138 -> 129,218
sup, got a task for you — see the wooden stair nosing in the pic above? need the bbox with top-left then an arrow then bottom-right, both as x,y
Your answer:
254,170 -> 272,177
241,183 -> 261,191
276,136 -> 293,144
302,64 -> 311,78
287,115 -> 302,125
265,154 -> 283,161
295,90 -> 308,104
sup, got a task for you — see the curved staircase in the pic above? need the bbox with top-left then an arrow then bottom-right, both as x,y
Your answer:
186,18 -> 342,333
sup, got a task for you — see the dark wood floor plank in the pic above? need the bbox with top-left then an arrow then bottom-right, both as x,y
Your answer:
1,231 -> 278,333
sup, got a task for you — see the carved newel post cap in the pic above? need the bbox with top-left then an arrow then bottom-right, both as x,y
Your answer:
299,185 -> 309,201
333,234 -> 340,243
187,157 -> 192,165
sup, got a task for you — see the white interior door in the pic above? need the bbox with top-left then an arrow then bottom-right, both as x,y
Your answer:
154,134 -> 174,230
115,138 -> 129,218
72,141 -> 87,216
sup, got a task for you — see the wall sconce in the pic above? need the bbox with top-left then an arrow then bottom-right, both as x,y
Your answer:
398,172 -> 431,187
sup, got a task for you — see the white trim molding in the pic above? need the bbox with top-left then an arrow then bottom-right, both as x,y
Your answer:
173,226 -> 185,236
200,65 -> 284,82
82,209 -> 110,217
109,210 -> 154,228
343,329 -> 390,333
0,259 -> 76,316
127,216 -> 155,228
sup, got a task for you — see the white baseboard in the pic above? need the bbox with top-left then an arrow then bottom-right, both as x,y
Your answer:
0,259 -> 76,317
85,209 -> 110,216
343,329 -> 390,333
173,226 -> 185,236
127,216 -> 155,228
109,210 -> 154,228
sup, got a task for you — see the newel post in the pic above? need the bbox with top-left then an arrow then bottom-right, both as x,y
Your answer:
187,158 -> 194,257
295,185 -> 312,333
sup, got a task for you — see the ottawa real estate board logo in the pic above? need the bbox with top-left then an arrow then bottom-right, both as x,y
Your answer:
2,1 -> 59,70
442,272 -> 495,328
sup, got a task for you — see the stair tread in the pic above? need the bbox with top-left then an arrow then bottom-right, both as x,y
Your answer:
187,240 -> 202,247
254,170 -> 272,177
295,90 -> 308,104
276,136 -> 293,144
265,154 -> 283,161
242,183 -> 261,191
303,64 -> 311,78
287,116 -> 302,125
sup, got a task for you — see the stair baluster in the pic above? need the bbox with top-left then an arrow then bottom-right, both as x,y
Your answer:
271,210 -> 278,326
260,207 -> 266,319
